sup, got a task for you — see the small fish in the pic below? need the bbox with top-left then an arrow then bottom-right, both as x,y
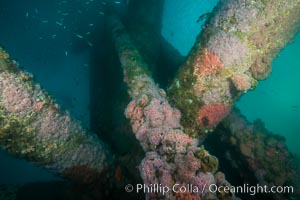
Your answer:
42,20 -> 49,23
87,41 -> 93,46
26,12 -> 29,18
74,77 -> 80,86
61,13 -> 69,16
86,32 -> 91,35
65,51 -> 68,56
75,34 -> 84,39
291,105 -> 298,111
52,34 -> 57,38
114,1 -> 121,4
35,8 -> 38,14
197,12 -> 211,23
82,64 -> 89,70
83,64 -> 89,70
98,11 -> 104,15
89,23 -> 94,26
56,21 -> 63,26
101,2 -> 106,5
39,37 -> 43,40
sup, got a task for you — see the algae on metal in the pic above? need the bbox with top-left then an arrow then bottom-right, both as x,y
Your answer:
168,0 -> 300,139
0,47 -> 111,183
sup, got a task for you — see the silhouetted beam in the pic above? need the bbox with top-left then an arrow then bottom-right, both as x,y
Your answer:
218,110 -> 300,200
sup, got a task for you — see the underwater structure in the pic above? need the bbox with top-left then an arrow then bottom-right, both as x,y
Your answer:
0,0 -> 300,200
0,47 -> 111,184
168,0 -> 300,139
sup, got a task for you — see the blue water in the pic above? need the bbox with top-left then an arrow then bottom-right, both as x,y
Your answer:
162,0 -> 218,56
0,0 -> 105,125
162,0 -> 300,154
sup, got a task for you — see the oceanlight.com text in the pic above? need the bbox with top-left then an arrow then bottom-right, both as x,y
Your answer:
124,183 -> 294,196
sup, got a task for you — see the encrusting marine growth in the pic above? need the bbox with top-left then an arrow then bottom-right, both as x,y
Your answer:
109,14 -> 238,200
168,0 -> 300,138
109,0 -> 300,199
0,47 -> 112,185
1,0 -> 300,199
